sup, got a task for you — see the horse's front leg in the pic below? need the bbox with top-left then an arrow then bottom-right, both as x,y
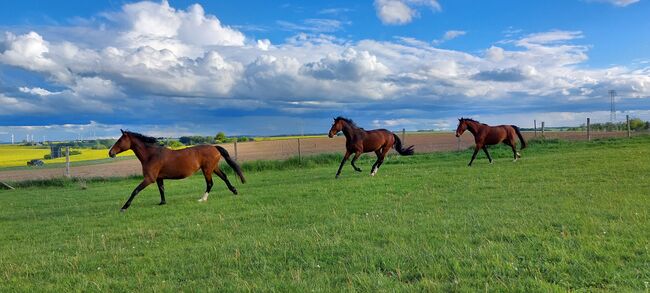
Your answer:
350,151 -> 363,172
468,145 -> 481,166
121,178 -> 154,211
335,151 -> 351,179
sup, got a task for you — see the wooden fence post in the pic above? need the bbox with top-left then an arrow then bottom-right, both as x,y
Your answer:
534,120 -> 537,137
297,138 -> 302,165
627,115 -> 631,138
233,138 -> 238,161
587,118 -> 591,141
541,122 -> 545,137
65,146 -> 70,178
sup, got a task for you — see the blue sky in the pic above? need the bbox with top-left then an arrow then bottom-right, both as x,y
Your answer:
0,0 -> 649,141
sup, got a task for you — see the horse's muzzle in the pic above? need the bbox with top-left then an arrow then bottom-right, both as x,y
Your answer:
109,151 -> 116,158
328,134 -> 334,138
455,133 -> 460,137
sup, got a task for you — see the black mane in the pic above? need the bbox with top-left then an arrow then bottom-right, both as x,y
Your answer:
125,131 -> 159,145
459,117 -> 486,125
335,116 -> 362,129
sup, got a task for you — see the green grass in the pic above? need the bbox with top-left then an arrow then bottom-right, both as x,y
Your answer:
1,137 -> 649,291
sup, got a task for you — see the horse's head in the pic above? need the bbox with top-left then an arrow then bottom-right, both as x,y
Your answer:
456,118 -> 468,137
328,118 -> 344,138
109,129 -> 132,158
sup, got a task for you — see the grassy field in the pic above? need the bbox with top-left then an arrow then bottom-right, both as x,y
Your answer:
0,145 -> 134,168
1,137 -> 649,291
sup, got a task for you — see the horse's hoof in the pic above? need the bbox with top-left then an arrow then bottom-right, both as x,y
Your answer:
198,198 -> 206,202
120,208 -> 127,213
231,189 -> 238,195
355,169 -> 362,172
335,175 -> 340,179
158,202 -> 166,205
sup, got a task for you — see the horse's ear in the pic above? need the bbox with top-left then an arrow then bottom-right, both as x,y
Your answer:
120,129 -> 124,134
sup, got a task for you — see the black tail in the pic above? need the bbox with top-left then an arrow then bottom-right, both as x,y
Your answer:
512,125 -> 527,150
392,134 -> 415,156
215,146 -> 246,183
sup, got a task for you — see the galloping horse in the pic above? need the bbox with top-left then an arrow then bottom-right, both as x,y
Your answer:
455,118 -> 527,166
328,117 -> 414,178
109,130 -> 245,211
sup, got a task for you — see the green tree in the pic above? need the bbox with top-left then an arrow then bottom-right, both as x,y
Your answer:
215,132 -> 226,143
629,118 -> 646,130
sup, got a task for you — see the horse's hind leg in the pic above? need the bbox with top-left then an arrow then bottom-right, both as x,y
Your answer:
482,146 -> 493,164
156,179 -> 166,205
370,150 -> 381,176
214,168 -> 237,195
351,151 -> 362,172
372,147 -> 390,176
198,169 -> 214,202
506,139 -> 520,161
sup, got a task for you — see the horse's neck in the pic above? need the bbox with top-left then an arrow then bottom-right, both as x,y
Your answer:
342,123 -> 363,140
131,140 -> 157,162
466,122 -> 482,135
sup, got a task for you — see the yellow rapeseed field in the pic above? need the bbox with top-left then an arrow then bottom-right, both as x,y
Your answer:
0,145 -> 133,168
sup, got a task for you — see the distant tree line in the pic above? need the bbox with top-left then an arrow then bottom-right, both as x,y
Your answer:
25,139 -> 117,149
177,132 -> 253,145
23,132 -> 255,149
567,118 -> 650,131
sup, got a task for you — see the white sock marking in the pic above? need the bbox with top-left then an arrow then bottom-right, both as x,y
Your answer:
198,192 -> 209,202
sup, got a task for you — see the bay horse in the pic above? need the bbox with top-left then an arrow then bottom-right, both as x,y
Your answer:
328,117 -> 414,178
455,118 -> 527,166
108,130 -> 245,211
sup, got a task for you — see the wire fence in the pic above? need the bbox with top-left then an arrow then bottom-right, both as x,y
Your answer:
1,117 -> 646,182
218,129 -> 642,163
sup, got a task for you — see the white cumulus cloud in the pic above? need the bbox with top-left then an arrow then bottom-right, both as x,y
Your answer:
585,0 -> 640,7
0,1 -> 649,132
374,0 -> 441,25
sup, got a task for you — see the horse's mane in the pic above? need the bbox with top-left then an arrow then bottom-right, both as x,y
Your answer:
335,116 -> 363,130
125,131 -> 159,145
460,117 -> 487,126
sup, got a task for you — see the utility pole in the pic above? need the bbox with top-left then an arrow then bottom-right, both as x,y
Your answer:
609,90 -> 617,122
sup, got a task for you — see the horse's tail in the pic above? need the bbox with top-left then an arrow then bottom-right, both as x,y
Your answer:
215,145 -> 246,183
392,133 -> 415,156
512,125 -> 527,150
